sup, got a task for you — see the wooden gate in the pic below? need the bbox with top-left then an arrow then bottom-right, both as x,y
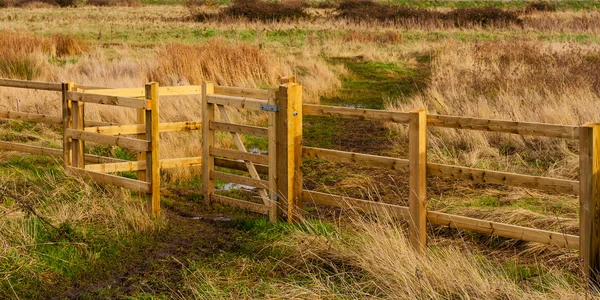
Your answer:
202,78 -> 302,222
62,82 -> 161,216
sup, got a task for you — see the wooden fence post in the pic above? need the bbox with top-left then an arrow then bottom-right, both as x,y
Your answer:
276,77 -> 303,223
409,109 -> 427,252
202,81 -> 215,207
268,88 -> 279,222
145,82 -> 160,217
71,86 -> 85,169
61,82 -> 74,168
580,122 -> 600,288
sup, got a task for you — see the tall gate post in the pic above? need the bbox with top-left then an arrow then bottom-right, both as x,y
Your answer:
408,109 -> 427,253
145,82 -> 160,217
580,122 -> 600,288
202,81 -> 215,207
276,76 -> 303,223
61,82 -> 74,168
268,88 -> 279,222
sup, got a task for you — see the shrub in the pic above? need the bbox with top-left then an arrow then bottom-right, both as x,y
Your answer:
336,0 -> 441,23
52,34 -> 91,57
446,7 -> 522,27
0,54 -> 43,80
222,0 -> 309,21
54,0 -> 76,7
87,0 -> 111,6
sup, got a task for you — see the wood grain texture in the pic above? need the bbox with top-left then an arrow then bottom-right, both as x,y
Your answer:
428,163 -> 579,195
206,94 -> 267,111
84,121 -> 203,135
428,211 -> 579,250
579,122 -> 600,286
62,82 -> 74,168
304,189 -> 578,249
427,115 -> 579,139
214,86 -> 269,100
145,82 -> 161,217
67,91 -> 150,109
408,109 -> 427,252
202,82 -> 216,206
302,147 -> 410,171
277,83 -> 303,223
66,167 -> 150,193
303,104 -> 411,123
0,78 -> 62,91
268,89 -> 278,222
65,129 -> 151,152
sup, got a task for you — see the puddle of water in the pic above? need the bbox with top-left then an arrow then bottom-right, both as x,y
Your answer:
219,182 -> 256,191
190,215 -> 232,222
248,147 -> 268,155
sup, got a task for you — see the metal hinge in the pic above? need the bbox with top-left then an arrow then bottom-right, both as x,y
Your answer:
260,104 -> 279,112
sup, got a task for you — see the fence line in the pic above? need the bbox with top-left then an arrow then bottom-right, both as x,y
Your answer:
0,78 -> 598,286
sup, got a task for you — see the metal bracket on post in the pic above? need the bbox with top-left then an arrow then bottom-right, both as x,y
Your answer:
260,103 -> 279,112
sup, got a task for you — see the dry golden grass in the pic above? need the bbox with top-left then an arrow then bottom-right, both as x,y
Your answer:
181,209 -> 586,299
388,40 -> 600,179
279,214 -> 584,299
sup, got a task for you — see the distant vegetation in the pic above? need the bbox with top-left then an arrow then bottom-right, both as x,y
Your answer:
188,0 -> 538,27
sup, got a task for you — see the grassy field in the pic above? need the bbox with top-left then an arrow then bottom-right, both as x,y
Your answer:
0,0 -> 598,298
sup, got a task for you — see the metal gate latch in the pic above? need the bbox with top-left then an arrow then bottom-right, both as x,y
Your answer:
260,104 -> 279,112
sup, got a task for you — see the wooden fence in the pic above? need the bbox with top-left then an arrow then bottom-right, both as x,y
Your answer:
0,78 -> 599,286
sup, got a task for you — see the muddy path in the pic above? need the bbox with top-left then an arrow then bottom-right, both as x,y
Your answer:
52,202 -> 255,299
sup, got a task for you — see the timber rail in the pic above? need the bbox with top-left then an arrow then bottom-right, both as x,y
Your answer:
0,78 -> 599,286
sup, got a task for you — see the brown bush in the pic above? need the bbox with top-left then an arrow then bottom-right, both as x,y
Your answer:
335,0 -> 522,27
446,7 -> 522,27
86,0 -> 111,6
54,0 -> 76,7
222,0 -> 309,21
85,0 -> 140,6
52,34 -> 91,57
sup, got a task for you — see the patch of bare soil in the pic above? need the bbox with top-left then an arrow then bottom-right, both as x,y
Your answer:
54,203 -> 248,299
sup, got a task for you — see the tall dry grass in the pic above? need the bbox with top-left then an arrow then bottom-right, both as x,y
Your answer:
181,209 -> 586,298
387,40 -> 600,179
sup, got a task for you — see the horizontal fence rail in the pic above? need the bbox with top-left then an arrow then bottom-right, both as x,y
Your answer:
0,110 -> 115,127
427,115 -> 580,139
303,104 -> 411,123
0,78 -> 62,91
207,94 -> 267,110
303,190 -> 579,250
67,91 -> 151,109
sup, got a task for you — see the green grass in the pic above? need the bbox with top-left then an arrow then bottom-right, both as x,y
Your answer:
0,156 -> 158,298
